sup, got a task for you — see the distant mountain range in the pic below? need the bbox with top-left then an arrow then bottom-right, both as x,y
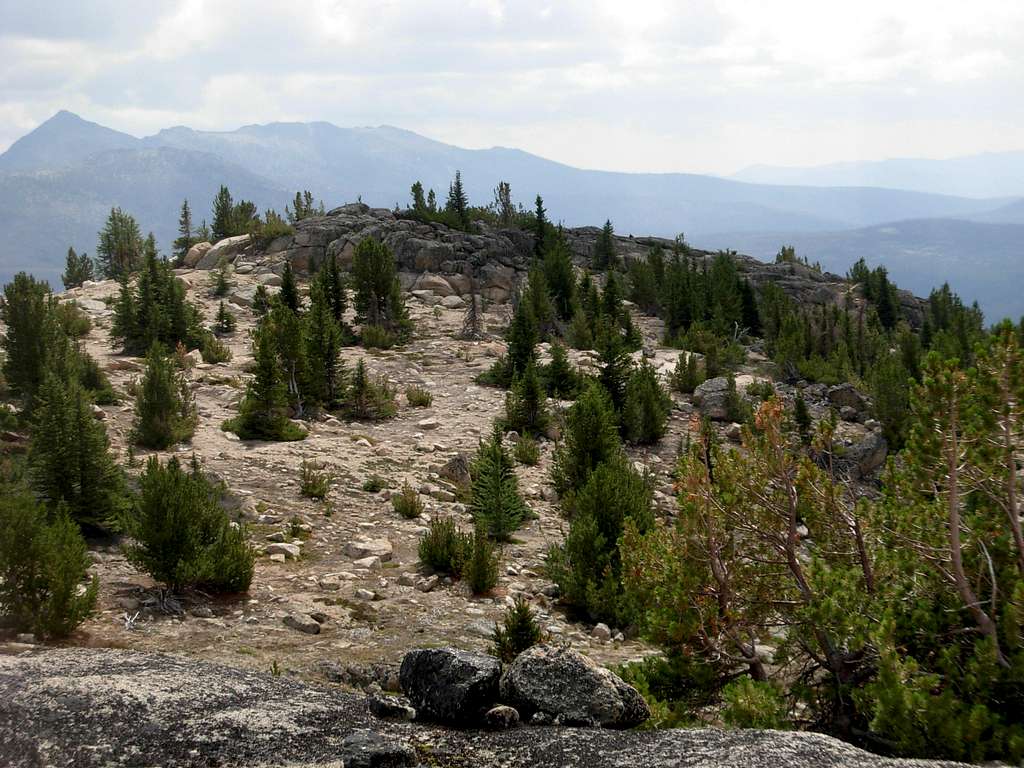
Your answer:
1,110 -> 1022,321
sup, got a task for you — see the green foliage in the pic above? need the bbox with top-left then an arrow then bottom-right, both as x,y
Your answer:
210,186 -> 259,241
212,265 -> 231,297
462,526 -> 499,595
299,460 -> 331,499
96,207 -> 143,278
253,284 -> 271,317
595,319 -> 633,411
405,385 -> 432,407
551,383 -> 622,495
543,342 -> 581,399
542,233 -> 576,321
132,343 -> 196,449
285,190 -> 324,223
621,361 -> 671,445
215,301 -> 236,335
721,679 -> 789,730
418,516 -> 470,575
470,430 -> 529,541
392,481 -> 424,519
124,456 -> 254,593
110,248 -> 205,355
360,324 -> 398,349
445,170 -> 470,230
351,238 -> 410,339
55,301 -> 92,338
362,475 -> 386,493
491,597 -> 543,662
28,371 -> 124,531
304,281 -> 345,409
1,273 -> 56,409
279,261 -> 301,313
200,333 -> 232,363
225,322 -> 305,442
314,253 -> 349,328
344,359 -> 398,421
0,494 -> 98,638
793,392 -> 812,443
514,434 -> 540,466
250,209 -> 294,251
672,352 -> 702,394
592,220 -> 617,270
173,199 -> 194,263
547,458 -> 653,624
506,296 -> 538,380
62,247 -> 94,289
724,373 -> 752,423
504,361 -> 549,437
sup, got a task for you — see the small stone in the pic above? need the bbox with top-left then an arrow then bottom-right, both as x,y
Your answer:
340,729 -> 416,768
416,575 -> 439,593
367,693 -> 416,721
265,531 -> 286,543
319,575 -> 343,591
15,633 -> 36,644
592,623 -> 612,642
190,605 -> 214,619
345,538 -> 393,562
283,613 -> 321,634
355,588 -> 376,601
417,417 -> 440,430
484,705 -> 520,729
398,573 -> 418,587
353,556 -> 382,570
266,542 -> 301,559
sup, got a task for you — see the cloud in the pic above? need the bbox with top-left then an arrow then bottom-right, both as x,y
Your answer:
0,0 -> 1022,173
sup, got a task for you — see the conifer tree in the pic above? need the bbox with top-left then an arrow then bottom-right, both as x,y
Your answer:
793,391 -> 812,443
226,322 -> 304,441
533,195 -> 548,256
493,181 -> 514,227
316,254 -> 348,328
543,342 -> 579,399
215,301 -> 236,335
304,280 -> 345,409
211,185 -> 235,242
61,247 -> 94,289
132,343 -> 196,449
524,265 -> 555,339
410,181 -> 427,211
459,291 -> 485,340
551,382 -> 622,495
279,261 -> 301,313
506,297 -> 538,381
1,273 -> 57,410
621,360 -> 671,445
463,524 -> 499,594
470,430 -> 529,541
596,319 -> 632,412
173,199 -> 193,262
542,231 -> 576,321
673,352 -> 702,394
28,370 -> 124,530
96,207 -> 143,278
427,188 -> 437,212
504,360 -> 549,437
351,238 -> 410,338
592,219 -> 617,270
253,284 -> 271,316
446,170 -> 470,229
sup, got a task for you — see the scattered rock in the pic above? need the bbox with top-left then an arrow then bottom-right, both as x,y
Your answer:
283,613 -> 321,635
199,235 -> 250,269
828,383 -> 868,413
484,704 -> 520,729
266,542 -> 301,560
345,538 -> 393,562
367,693 -> 416,721
399,647 -> 501,725
339,729 -> 416,768
591,623 -> 612,642
499,645 -> 650,728
183,241 -> 212,268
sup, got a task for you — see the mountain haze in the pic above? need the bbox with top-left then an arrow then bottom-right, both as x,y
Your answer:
1,111 -> 1021,319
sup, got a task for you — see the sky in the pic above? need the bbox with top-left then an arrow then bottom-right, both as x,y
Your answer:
1,0 -> 1023,175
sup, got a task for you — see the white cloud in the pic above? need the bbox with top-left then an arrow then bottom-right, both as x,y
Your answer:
0,0 -> 1022,173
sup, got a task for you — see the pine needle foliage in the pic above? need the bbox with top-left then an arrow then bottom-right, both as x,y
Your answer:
132,343 -> 197,449
551,382 -> 622,496
491,597 -> 543,662
470,430 -> 529,541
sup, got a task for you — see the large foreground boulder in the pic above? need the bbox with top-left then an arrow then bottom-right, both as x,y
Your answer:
0,648 -> 968,767
500,645 -> 650,728
399,647 -> 501,725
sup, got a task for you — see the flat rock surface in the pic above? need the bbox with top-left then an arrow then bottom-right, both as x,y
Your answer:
0,648 -> 966,768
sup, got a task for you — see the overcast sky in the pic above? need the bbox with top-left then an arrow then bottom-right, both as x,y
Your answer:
1,0 -> 1022,175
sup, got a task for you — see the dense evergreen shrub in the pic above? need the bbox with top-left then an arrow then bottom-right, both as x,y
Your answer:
132,343 -> 196,449
417,516 -> 470,575
124,456 -> 254,593
462,526 -> 499,595
621,361 -> 671,445
550,383 -> 622,496
503,360 -> 549,437
492,597 -> 543,662
470,430 -> 529,541
392,481 -> 424,519
0,494 -> 98,638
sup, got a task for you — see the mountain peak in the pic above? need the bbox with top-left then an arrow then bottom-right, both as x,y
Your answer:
0,109 -> 139,173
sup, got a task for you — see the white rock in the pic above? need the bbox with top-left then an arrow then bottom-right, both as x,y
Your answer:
266,543 -> 301,560
345,538 -> 393,561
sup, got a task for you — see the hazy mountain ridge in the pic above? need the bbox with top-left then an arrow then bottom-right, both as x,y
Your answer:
1,111 -> 1022,319
731,150 -> 1024,199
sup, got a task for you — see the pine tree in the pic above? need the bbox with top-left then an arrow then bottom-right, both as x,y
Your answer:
124,456 -> 254,593
459,290 -> 485,340
593,220 -> 617,271
316,254 -> 348,328
410,181 -> 427,211
673,352 -> 702,394
491,597 -> 543,662
542,231 -> 576,321
96,207 -> 143,278
547,457 -> 653,623
504,360 -> 549,436
61,247 -> 94,289
494,181 -> 514,227
226,322 -> 304,441
470,430 -> 529,541
793,392 -> 812,444
446,170 -> 469,229
132,343 -> 196,449
253,284 -> 271,316
1,273 -> 57,410
279,261 -> 301,313
543,342 -> 579,399
304,280 -> 345,409
621,360 -> 671,445
596,319 -> 632,412
173,199 -> 194,262
506,297 -> 538,380
351,238 -> 410,338
427,188 -> 437,212
534,195 -> 548,256
551,382 -> 623,495
215,301 -> 236,334
28,370 -> 124,531
211,185 -> 235,242
462,525 -> 499,595
524,265 -> 555,339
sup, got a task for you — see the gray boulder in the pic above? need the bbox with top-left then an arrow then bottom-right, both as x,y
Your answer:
828,383 -> 868,413
845,432 -> 888,478
183,241 -> 212,268
692,376 -> 730,421
199,234 -> 250,269
499,645 -> 650,729
399,647 -> 501,725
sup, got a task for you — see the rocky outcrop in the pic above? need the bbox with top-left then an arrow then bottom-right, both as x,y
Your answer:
183,241 -> 212,268
499,645 -> 650,728
199,234 -> 252,269
398,647 -> 501,725
693,376 -> 732,421
0,648 -> 967,768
